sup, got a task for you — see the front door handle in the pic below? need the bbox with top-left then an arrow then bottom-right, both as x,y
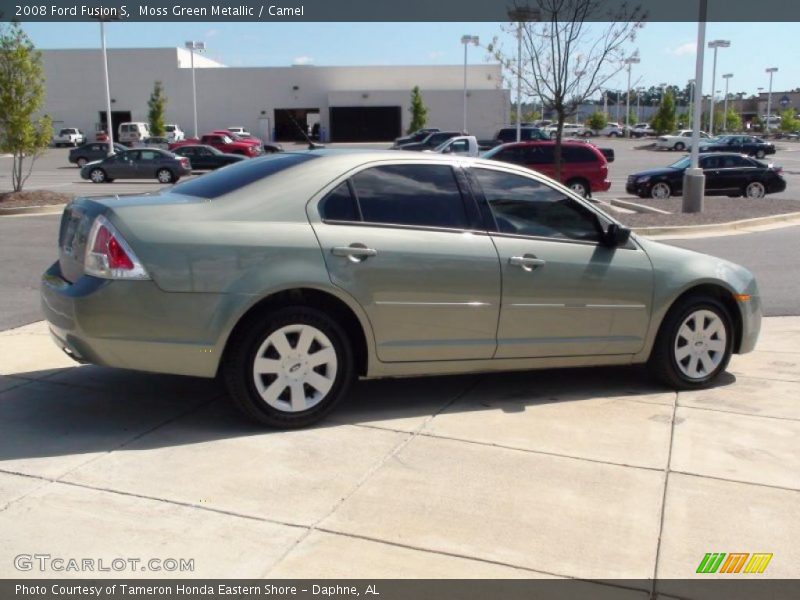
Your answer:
332,244 -> 378,263
509,255 -> 546,271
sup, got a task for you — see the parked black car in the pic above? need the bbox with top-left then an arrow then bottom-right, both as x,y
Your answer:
392,127 -> 441,147
68,143 -> 127,168
626,153 -> 786,200
172,144 -> 247,170
699,135 -> 776,159
395,131 -> 461,151
80,148 -> 192,184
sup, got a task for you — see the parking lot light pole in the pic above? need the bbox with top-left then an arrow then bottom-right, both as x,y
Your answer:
624,56 -> 640,136
765,67 -> 778,137
461,35 -> 479,134
707,39 -> 730,135
92,18 -> 117,155
636,87 -> 645,122
722,74 -> 733,131
185,41 -> 205,139
684,0 -> 708,213
688,79 -> 695,129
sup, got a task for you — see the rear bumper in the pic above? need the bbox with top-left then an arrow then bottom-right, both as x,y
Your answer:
594,179 -> 612,192
41,261 -> 229,378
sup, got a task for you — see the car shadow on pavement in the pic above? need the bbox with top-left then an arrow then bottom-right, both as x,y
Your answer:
0,364 -> 737,464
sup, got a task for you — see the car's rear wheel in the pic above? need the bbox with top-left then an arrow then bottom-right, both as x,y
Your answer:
566,179 -> 590,197
755,149 -> 766,159
89,168 -> 106,183
744,181 -> 766,199
156,168 -> 174,183
650,182 -> 672,199
649,295 -> 733,389
76,157 -> 87,168
223,306 -> 355,428
674,142 -> 686,151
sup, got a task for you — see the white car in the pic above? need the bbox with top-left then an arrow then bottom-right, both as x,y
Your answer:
52,128 -> 85,147
427,135 -> 479,157
165,124 -> 185,143
655,130 -> 711,151
227,126 -> 251,137
545,123 -> 586,138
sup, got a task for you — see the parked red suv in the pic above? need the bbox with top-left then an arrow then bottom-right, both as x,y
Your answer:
171,132 -> 262,157
482,140 -> 611,197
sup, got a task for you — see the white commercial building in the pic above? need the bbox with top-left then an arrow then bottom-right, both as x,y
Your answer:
41,47 -> 510,143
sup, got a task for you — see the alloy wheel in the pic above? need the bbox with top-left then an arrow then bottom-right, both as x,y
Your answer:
568,181 -> 589,197
756,150 -> 765,159
157,169 -> 173,183
745,181 -> 766,199
673,309 -> 727,380
89,169 -> 105,183
650,182 -> 671,199
674,142 -> 685,151
251,324 -> 338,413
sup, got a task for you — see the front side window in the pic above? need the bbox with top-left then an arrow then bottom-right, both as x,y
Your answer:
350,164 -> 468,229
472,168 -> 601,242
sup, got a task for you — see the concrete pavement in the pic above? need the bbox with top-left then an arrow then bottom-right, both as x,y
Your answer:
0,318 -> 798,591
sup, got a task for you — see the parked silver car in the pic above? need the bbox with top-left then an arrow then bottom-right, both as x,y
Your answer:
43,151 -> 761,428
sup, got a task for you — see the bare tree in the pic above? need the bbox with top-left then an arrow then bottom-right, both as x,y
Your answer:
488,0 -> 645,179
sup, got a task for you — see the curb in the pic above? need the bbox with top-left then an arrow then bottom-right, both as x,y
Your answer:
609,198 -> 671,215
632,211 -> 800,237
0,204 -> 66,216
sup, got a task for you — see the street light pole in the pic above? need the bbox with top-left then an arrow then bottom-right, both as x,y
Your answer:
508,7 -> 540,142
99,19 -> 114,154
722,74 -> 733,131
688,79 -> 695,129
624,56 -> 640,136
185,40 -> 205,139
684,0 -> 708,213
461,35 -> 479,134
765,67 -> 778,137
707,39 -> 730,135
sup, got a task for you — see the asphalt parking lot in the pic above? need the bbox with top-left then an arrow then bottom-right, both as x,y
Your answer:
1,138 -> 799,591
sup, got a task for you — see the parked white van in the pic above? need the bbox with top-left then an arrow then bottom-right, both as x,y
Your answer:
165,124 -> 185,142
118,122 -> 151,145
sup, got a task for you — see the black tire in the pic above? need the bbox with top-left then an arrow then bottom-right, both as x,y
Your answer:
648,295 -> 733,390
88,168 -> 106,183
76,157 -> 87,168
755,149 -> 766,159
223,306 -> 355,428
156,168 -> 175,183
674,142 -> 686,151
566,178 -> 590,197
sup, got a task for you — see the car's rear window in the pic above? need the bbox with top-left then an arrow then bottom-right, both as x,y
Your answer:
171,153 -> 318,199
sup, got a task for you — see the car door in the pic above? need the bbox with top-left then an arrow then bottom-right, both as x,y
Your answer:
716,154 -> 754,192
104,151 -> 136,178
309,162 -> 501,362
467,165 -> 653,358
700,155 -> 725,193
136,149 -> 160,179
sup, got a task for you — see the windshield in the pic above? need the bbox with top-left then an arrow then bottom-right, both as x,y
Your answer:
669,157 -> 692,169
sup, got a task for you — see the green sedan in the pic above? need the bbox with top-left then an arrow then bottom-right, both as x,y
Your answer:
42,151 -> 761,428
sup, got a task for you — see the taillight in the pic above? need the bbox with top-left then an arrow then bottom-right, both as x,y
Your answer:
84,215 -> 150,280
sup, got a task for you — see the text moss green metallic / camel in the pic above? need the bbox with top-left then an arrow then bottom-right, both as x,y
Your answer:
41,150 -> 761,428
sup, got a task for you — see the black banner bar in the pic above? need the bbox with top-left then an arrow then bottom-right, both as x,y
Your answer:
1,0 -> 800,22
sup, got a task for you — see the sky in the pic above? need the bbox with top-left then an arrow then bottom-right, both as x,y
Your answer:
20,21 -> 800,99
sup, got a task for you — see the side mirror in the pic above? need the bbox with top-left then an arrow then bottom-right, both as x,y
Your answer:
605,223 -> 631,247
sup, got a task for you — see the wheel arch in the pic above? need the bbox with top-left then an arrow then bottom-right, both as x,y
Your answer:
653,282 -> 744,356
219,286 -> 371,378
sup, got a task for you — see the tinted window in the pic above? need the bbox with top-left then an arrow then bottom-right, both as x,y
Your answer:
561,145 -> 597,163
722,155 -> 750,168
320,182 -> 359,222
473,168 -> 600,242
350,164 -> 467,229
497,129 -> 516,142
701,156 -> 721,169
171,153 -> 318,199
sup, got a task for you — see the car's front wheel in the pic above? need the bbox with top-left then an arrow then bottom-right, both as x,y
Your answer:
650,182 -> 672,199
744,181 -> 766,199
76,157 -> 87,168
223,306 -> 355,428
89,168 -> 106,183
674,142 -> 686,151
755,149 -> 766,159
649,295 -> 733,389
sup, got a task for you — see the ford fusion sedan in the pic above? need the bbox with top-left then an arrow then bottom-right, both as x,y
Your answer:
43,151 -> 761,428
79,148 -> 192,183
626,153 -> 786,199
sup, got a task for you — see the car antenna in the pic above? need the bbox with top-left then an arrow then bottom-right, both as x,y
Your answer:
287,112 -> 324,150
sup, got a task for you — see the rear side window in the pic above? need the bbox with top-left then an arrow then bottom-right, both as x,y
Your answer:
320,182 -> 359,222
561,145 -> 598,163
350,164 -> 468,229
171,153 -> 318,199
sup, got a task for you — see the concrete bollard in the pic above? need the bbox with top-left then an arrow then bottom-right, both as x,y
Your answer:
682,167 -> 705,213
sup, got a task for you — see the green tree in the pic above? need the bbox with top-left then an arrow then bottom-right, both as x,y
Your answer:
586,110 -> 607,131
0,22 -> 52,193
407,86 -> 428,134
779,108 -> 799,132
147,81 -> 167,137
724,109 -> 742,132
650,91 -> 676,135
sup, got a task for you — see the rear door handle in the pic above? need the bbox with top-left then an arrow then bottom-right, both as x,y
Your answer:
509,255 -> 546,271
332,244 -> 378,262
